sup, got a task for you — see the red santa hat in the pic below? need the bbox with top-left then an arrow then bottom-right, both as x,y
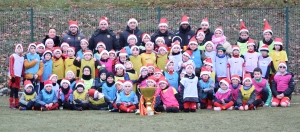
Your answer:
242,74 -> 252,84
180,14 -> 189,25
127,18 -> 138,26
165,60 -> 174,69
263,19 -> 273,35
123,81 -> 133,89
231,74 -> 241,82
141,33 -> 151,42
171,42 -> 181,52
259,44 -> 269,52
14,44 -> 23,53
119,48 -> 127,56
99,50 -> 109,59
109,49 -> 116,56
48,74 -> 58,80
60,42 -> 69,48
67,46 -> 76,53
127,34 -> 138,43
95,41 -> 106,50
146,75 -> 156,84
188,36 -> 197,46
83,50 -> 93,57
183,50 -> 193,58
99,16 -> 109,26
44,80 -> 53,88
278,61 -> 287,70
200,67 -> 211,77
145,41 -> 154,46
246,38 -> 255,46
158,18 -> 168,27
88,89 -> 97,98
80,38 -> 89,45
200,17 -> 209,27
27,43 -> 36,51
53,47 -> 62,54
239,19 -> 249,33
154,68 -> 163,74
158,44 -> 168,52
274,38 -> 283,45
203,58 -> 213,67
130,45 -> 140,52
42,50 -> 53,58
60,78 -> 71,86
155,37 -> 165,44
147,63 -> 155,69
219,78 -> 231,87
203,41 -> 214,48
68,21 -> 79,29
158,78 -> 169,86
66,70 -> 75,78
115,63 -> 125,71
24,80 -> 34,90
36,42 -> 45,50
196,29 -> 205,37
45,39 -> 54,46
139,66 -> 148,75
115,79 -> 125,86
75,80 -> 85,89
232,45 -> 240,52
214,26 -> 223,34
185,64 -> 194,70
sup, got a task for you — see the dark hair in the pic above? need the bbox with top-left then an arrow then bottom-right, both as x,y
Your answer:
48,28 -> 56,32
273,45 -> 283,51
263,31 -> 273,36
253,67 -> 262,74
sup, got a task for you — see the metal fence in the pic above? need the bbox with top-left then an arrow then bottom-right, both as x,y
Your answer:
0,7 -> 299,90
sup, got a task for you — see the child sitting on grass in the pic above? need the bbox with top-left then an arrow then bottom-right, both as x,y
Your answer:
252,68 -> 272,107
199,67 -> 214,109
116,81 -> 138,113
213,78 -> 234,111
34,80 -> 59,111
88,89 -> 111,110
102,72 -> 117,109
72,80 -> 89,111
58,78 -> 73,110
92,69 -> 108,92
19,80 -> 36,110
229,75 -> 243,110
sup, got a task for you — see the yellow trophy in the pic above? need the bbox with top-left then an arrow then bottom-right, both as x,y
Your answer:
139,87 -> 156,116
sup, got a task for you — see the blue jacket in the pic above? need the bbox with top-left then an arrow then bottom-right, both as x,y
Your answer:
36,89 -> 58,105
42,60 -> 53,82
25,53 -> 40,74
102,83 -> 117,101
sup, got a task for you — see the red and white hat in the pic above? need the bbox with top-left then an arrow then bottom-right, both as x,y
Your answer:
145,41 -> 154,46
109,49 -> 116,56
196,29 -> 205,37
127,34 -> 138,43
200,17 -> 209,27
185,64 -> 194,70
88,89 -> 97,98
183,50 -> 193,58
67,46 -> 76,52
188,36 -> 197,46
263,19 -> 272,35
48,74 -> 58,80
260,44 -> 269,52
239,19 -> 249,33
128,18 -> 138,26
200,67 -> 211,77
214,26 -> 223,34
139,66 -> 148,76
96,41 -> 106,50
204,58 -> 213,67
158,44 -> 168,52
24,80 -> 34,90
165,60 -> 174,69
53,47 -> 62,54
68,21 -> 79,29
60,78 -> 71,86
141,33 -> 151,42
246,38 -> 255,46
119,48 -> 127,56
147,63 -> 155,69
158,18 -> 168,27
75,80 -> 85,89
115,79 -> 125,86
14,44 -> 23,53
27,43 -> 36,51
278,61 -> 287,70
60,42 -> 69,48
242,74 -> 252,84
146,75 -> 156,84
154,68 -> 163,74
99,50 -> 109,59
219,78 -> 231,87
66,70 -> 75,78
172,36 -> 182,43
180,14 -> 189,25
171,42 -> 181,52
232,45 -> 240,52
99,16 -> 108,26
44,80 -> 53,88
45,38 -> 54,45
130,45 -> 140,52
43,50 -> 52,57
83,50 -> 93,57
80,38 -> 89,45
274,38 -> 283,45
231,74 -> 241,82
203,41 -> 214,48
158,78 -> 169,85
36,42 -> 45,49
155,37 -> 165,44
123,81 -> 133,89
115,63 -> 125,70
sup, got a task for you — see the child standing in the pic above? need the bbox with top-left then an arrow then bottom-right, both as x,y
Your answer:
252,68 -> 272,107
116,81 -> 139,113
45,39 -> 54,51
178,50 -> 195,74
34,80 -> 59,111
81,66 -> 94,91
65,47 -> 77,77
203,58 -> 216,82
157,44 -> 169,71
229,75 -> 243,109
168,42 -> 182,72
188,37 -> 203,77
271,61 -> 294,107
124,34 -> 138,56
163,60 -> 179,91
52,47 -> 65,83
269,38 -> 288,74
73,50 -> 98,79
76,39 -> 89,59
180,64 -> 201,112
228,45 -> 244,78
124,61 -> 138,92
237,19 -> 250,56
116,48 -> 128,65
258,19 -> 274,52
98,50 -> 113,72
36,42 -> 46,58
58,78 -> 73,110
258,44 -> 273,79
215,44 -> 229,84
94,41 -> 106,61
203,41 -> 216,71
141,42 -> 157,67
199,67 -> 215,109
196,29 -> 206,51
92,69 -> 108,92
212,26 -> 232,54
129,46 -> 142,75
9,44 -> 24,109
60,42 -> 70,58
18,80 -> 36,110
243,39 -> 260,76
72,80 -> 89,111
213,78 -> 234,110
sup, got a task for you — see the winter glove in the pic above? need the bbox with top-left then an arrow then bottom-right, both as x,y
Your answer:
27,101 -> 34,108
11,77 -> 16,83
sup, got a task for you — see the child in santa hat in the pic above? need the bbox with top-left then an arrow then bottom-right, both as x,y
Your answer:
213,78 -> 234,111
157,44 -> 169,71
116,81 -> 138,113
66,70 -> 76,90
80,66 -> 94,91
48,74 -> 59,97
252,68 -> 272,107
203,41 -> 215,69
180,64 -> 201,112
65,46 -> 77,77
137,66 -> 149,89
52,47 -> 65,84
124,61 -> 138,92
187,36 -> 204,77
147,63 -> 155,76
237,19 -> 251,56
203,58 -> 216,83
178,50 -> 195,74
74,50 -> 98,79
141,42 -> 157,67
92,68 -> 108,92
168,41 -> 182,72
109,49 -> 117,72
271,61 -> 294,107
18,80 -> 36,110
9,44 -> 25,109
116,48 -> 128,65
115,63 -> 125,81
98,50 -> 113,73
58,78 -> 73,110
140,33 -> 151,50
102,72 -> 117,109
72,80 -> 89,111
199,67 -> 215,109
60,42 -> 70,58
269,38 -> 288,74
34,80 -> 59,111
153,68 -> 165,86
41,50 -> 52,91
45,38 -> 54,51
196,30 -> 206,51
237,74 -> 262,110
94,41 -> 106,61
228,45 -> 244,79
154,37 -> 165,53
229,75 -> 243,110
124,34 -> 138,57
163,60 -> 179,91
215,44 -> 229,86
258,19 -> 274,52
76,39 -> 90,59
242,39 -> 260,77
88,89 -> 111,110
196,17 -> 214,42
146,75 -> 157,88
36,42 -> 46,58
258,44 -> 273,79
109,79 -> 125,112
212,26 -> 232,54
129,45 -> 142,75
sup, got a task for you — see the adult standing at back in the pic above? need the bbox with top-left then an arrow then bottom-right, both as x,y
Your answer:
61,21 -> 86,53
89,16 -> 120,52
196,17 -> 214,43
119,18 -> 144,47
174,14 -> 195,47
151,18 -> 174,47
42,28 -> 60,47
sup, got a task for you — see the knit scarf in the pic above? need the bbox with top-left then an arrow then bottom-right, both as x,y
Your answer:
62,86 -> 70,95
212,35 -> 226,45
217,88 -> 230,94
231,84 -> 240,89
263,38 -> 273,45
216,53 -> 226,58
243,85 -> 252,90
237,37 -> 249,43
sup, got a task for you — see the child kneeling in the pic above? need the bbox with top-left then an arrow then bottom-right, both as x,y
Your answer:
116,81 -> 138,113
34,80 -> 59,111
19,80 -> 37,110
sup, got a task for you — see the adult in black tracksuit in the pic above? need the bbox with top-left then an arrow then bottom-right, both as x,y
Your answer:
174,25 -> 195,47
61,21 -> 86,53
88,17 -> 121,52
42,28 -> 61,47
151,28 -> 173,47
119,18 -> 144,47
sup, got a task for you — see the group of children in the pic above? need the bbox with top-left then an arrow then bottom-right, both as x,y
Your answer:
8,16 -> 294,114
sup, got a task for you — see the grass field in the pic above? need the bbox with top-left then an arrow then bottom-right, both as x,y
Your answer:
0,96 -> 300,131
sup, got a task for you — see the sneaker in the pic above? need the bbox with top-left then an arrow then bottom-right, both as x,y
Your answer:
207,105 -> 212,110
100,107 -> 108,110
31,106 -> 35,110
252,106 -> 257,110
131,110 -> 137,113
10,104 -> 16,110
40,107 -> 47,111
77,107 -> 83,111
227,106 -> 233,110
109,108 -> 119,112
135,109 -> 140,115
214,107 -> 221,111
19,106 -> 26,111
234,106 -> 239,110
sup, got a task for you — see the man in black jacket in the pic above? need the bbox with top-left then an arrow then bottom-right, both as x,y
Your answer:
61,21 -> 86,53
119,18 -> 144,48
196,17 -> 214,43
89,16 -> 120,52
174,14 -> 195,47
151,18 -> 174,47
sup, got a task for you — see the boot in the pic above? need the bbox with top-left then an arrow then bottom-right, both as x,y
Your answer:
9,97 -> 15,109
49,103 -> 59,110
14,98 -> 19,108
224,101 -> 234,110
207,100 -> 213,110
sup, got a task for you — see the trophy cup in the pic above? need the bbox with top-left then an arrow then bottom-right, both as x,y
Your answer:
139,87 -> 156,116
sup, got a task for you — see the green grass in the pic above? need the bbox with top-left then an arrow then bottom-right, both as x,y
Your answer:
1,96 -> 300,131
